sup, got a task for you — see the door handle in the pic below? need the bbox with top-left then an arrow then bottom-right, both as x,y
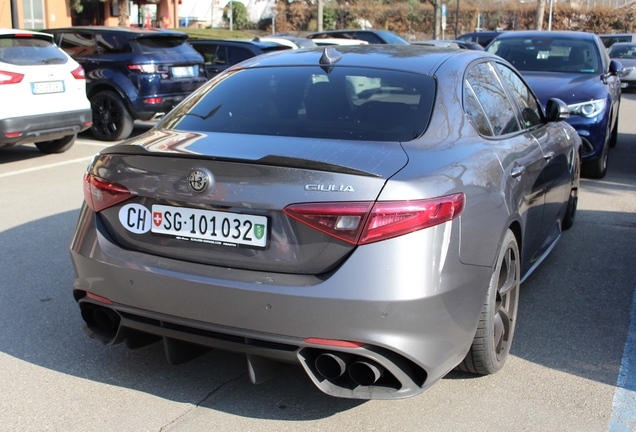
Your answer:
511,165 -> 526,178
544,151 -> 556,161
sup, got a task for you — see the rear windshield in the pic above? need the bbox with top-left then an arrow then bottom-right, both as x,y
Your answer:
135,36 -> 193,54
0,35 -> 67,66
608,44 -> 636,59
161,66 -> 435,142
488,37 -> 601,74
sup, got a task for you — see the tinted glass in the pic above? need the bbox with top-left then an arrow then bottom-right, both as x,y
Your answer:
488,37 -> 601,74
465,62 -> 520,136
463,85 -> 492,136
0,35 -> 67,65
495,63 -> 543,129
136,36 -> 193,54
609,44 -> 636,59
351,32 -> 383,44
226,47 -> 253,64
161,66 -> 435,142
59,32 -> 97,57
96,33 -> 132,54
191,43 -> 221,64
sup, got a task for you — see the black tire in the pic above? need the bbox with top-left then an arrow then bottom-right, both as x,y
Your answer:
581,127 -> 609,179
458,229 -> 520,375
90,90 -> 134,141
34,134 -> 76,154
562,151 -> 580,231
609,117 -> 618,148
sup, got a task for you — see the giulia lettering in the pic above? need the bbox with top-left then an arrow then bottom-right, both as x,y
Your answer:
305,184 -> 355,192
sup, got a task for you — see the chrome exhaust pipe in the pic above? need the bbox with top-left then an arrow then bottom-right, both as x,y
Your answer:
315,352 -> 351,380
349,360 -> 385,386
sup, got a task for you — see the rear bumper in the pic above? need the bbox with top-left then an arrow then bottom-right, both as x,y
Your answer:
70,204 -> 492,399
0,109 -> 92,146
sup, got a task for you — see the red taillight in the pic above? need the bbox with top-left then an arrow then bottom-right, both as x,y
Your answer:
284,193 -> 465,245
128,64 -> 158,73
0,70 -> 24,84
304,338 -> 364,348
83,173 -> 134,212
144,97 -> 163,104
71,65 -> 86,80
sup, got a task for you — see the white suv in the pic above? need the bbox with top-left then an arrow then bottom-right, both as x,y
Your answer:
0,29 -> 92,153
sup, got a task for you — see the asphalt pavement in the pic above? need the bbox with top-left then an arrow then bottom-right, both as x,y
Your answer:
0,98 -> 635,431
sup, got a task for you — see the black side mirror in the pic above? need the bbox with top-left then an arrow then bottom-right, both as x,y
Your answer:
545,98 -> 570,122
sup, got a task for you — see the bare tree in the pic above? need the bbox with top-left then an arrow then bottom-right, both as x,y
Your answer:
535,0 -> 545,30
118,0 -> 129,27
428,0 -> 441,39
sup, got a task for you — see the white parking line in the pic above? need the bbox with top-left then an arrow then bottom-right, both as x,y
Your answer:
0,156 -> 93,179
76,140 -> 117,147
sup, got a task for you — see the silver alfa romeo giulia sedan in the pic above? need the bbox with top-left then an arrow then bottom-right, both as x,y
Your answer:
71,45 -> 580,399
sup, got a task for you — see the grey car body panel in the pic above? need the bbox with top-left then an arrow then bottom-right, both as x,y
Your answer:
70,45 -> 579,399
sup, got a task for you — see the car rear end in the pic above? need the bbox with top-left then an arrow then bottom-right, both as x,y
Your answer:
70,52 -> 489,399
0,30 -> 91,147
127,33 -> 207,119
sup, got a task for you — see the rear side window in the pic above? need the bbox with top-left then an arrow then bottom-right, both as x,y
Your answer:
58,32 -> 97,57
0,35 -> 67,65
226,47 -> 253,64
135,37 -> 193,54
464,62 -> 520,136
161,66 -> 435,142
96,34 -> 132,54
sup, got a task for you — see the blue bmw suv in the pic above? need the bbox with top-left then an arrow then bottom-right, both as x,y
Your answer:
47,27 -> 207,141
488,31 -> 622,178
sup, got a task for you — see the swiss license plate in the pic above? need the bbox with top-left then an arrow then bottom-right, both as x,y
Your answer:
31,81 -> 65,94
171,66 -> 195,78
151,205 -> 268,248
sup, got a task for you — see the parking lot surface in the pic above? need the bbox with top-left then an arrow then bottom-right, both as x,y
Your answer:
1,99 -> 635,431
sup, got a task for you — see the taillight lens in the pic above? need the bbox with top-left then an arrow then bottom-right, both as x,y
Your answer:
83,173 -> 134,212
128,64 -> 158,73
71,65 -> 86,80
0,70 -> 24,84
284,193 -> 465,245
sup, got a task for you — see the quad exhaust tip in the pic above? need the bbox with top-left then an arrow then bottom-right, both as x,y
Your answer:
314,351 -> 385,386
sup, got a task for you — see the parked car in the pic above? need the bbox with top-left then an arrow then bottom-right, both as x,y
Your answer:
313,38 -> 369,46
0,29 -> 91,153
412,40 -> 485,50
256,36 -> 317,49
188,39 -> 291,79
608,42 -> 636,91
306,30 -> 410,45
45,27 -> 207,142
458,31 -> 503,47
487,30 -> 622,178
72,45 -> 580,400
598,33 -> 636,49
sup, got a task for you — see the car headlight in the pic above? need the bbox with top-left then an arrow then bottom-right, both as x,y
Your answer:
567,99 -> 606,118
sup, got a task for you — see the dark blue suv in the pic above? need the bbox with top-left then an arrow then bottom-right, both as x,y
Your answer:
488,31 -> 622,178
47,27 -> 207,141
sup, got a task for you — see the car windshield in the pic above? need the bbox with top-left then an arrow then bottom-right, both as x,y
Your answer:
488,37 -> 601,74
161,66 -> 435,142
135,36 -> 193,54
0,35 -> 67,66
608,44 -> 636,59
376,31 -> 410,45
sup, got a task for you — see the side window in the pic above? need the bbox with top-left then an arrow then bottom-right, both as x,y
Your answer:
464,62 -> 520,136
58,32 -> 97,57
353,32 -> 383,44
463,84 -> 493,136
193,44 -> 220,65
226,47 -> 253,64
96,34 -> 132,55
495,63 -> 543,129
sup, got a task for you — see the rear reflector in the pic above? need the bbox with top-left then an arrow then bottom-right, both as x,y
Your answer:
5,132 -> 21,138
284,193 -> 465,245
83,173 -> 134,213
86,292 -> 113,305
144,97 -> 163,104
0,70 -> 24,84
305,338 -> 364,348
